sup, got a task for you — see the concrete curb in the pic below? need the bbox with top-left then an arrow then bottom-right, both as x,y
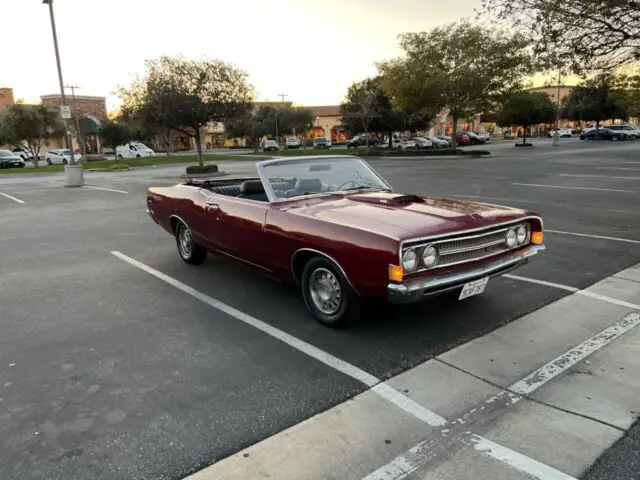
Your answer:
362,154 -> 492,160
179,171 -> 228,179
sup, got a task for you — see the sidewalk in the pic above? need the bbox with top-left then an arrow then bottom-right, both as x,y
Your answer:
187,263 -> 640,480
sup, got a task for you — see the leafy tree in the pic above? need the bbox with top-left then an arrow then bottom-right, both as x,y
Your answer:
562,74 -> 628,134
617,74 -> 640,120
0,104 -> 66,167
496,92 -> 557,144
99,122 -> 134,159
480,0 -> 640,72
119,56 -> 254,166
340,78 -> 385,146
378,22 -> 535,147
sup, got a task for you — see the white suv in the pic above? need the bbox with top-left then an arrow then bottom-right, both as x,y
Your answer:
607,125 -> 639,140
548,128 -> 572,138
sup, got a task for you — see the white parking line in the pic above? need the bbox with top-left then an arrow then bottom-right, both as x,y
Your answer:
508,313 -> 640,398
559,173 -> 640,180
466,434 -> 577,480
85,185 -> 129,194
0,192 -> 25,204
452,195 -> 632,214
511,183 -> 635,194
625,161 -> 640,164
505,273 -> 640,310
596,167 -> 640,171
364,311 -> 640,480
111,251 -> 448,427
545,229 -> 640,245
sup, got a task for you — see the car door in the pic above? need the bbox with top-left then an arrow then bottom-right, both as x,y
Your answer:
205,195 -> 271,269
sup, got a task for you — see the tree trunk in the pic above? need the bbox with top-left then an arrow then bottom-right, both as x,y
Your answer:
450,114 -> 458,148
522,127 -> 527,145
388,129 -> 393,148
595,120 -> 600,139
164,127 -> 172,157
195,128 -> 204,168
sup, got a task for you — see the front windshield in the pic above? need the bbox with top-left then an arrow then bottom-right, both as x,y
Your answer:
261,156 -> 391,201
0,151 -> 13,157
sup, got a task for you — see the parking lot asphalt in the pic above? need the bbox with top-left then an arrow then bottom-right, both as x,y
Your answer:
1,138 -> 639,479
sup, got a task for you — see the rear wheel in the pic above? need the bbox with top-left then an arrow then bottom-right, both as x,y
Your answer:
63,159 -> 68,165
46,158 -> 52,165
175,221 -> 207,265
301,257 -> 362,328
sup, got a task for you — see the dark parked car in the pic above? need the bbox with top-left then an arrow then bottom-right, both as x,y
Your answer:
0,150 -> 26,169
579,128 -> 627,141
146,155 -> 545,328
313,137 -> 332,149
346,135 -> 380,148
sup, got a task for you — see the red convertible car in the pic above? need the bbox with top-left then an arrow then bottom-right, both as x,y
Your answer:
146,156 -> 545,328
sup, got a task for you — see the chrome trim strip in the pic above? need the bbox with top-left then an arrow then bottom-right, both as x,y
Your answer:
256,155 -> 393,204
388,244 -> 545,302
439,237 -> 506,255
290,247 -> 359,294
398,216 -> 543,266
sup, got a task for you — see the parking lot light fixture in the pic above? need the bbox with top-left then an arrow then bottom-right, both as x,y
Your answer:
43,0 -> 84,185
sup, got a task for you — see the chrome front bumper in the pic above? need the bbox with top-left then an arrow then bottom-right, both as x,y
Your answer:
388,244 -> 545,304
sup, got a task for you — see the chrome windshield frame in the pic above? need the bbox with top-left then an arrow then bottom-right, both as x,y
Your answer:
255,155 -> 393,203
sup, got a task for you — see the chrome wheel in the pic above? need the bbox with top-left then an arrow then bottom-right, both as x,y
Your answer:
309,267 -> 342,315
178,226 -> 193,258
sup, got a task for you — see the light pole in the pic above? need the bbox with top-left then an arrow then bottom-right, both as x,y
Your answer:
42,0 -> 76,166
65,85 -> 84,157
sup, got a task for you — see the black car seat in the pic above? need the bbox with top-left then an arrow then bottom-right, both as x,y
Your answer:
238,180 -> 268,201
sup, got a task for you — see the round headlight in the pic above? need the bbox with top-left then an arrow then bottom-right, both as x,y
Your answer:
422,245 -> 439,268
402,248 -> 419,271
516,225 -> 528,244
506,229 -> 517,248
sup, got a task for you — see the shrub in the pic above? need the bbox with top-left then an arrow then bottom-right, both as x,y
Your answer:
186,164 -> 219,174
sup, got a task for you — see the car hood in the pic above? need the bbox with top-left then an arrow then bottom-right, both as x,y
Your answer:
283,191 -> 531,240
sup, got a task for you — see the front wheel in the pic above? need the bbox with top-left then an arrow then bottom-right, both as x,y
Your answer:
63,159 -> 68,165
47,158 -> 52,165
301,257 -> 362,328
175,221 -> 207,265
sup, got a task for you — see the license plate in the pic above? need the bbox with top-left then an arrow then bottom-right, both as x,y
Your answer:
459,277 -> 489,300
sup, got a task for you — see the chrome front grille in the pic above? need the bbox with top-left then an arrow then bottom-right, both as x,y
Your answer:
403,222 -> 530,273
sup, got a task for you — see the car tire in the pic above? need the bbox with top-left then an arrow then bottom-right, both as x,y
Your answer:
46,158 -> 52,165
301,257 -> 362,328
612,136 -> 619,141
136,154 -> 141,158
63,159 -> 68,165
174,220 -> 207,265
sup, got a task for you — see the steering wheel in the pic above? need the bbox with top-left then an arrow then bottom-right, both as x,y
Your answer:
336,179 -> 359,191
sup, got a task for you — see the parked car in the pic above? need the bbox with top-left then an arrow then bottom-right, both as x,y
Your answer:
474,132 -> 491,142
285,137 -> 301,149
464,131 -> 486,145
263,140 -> 279,152
346,135 -> 379,148
391,138 -> 417,150
11,147 -> 36,162
146,155 -> 545,328
455,133 -> 471,145
548,128 -> 572,138
116,142 -> 155,159
42,149 -> 83,165
579,128 -> 628,141
0,150 -> 26,169
412,137 -> 434,149
313,137 -> 331,149
606,125 -> 639,140
435,135 -> 453,147
426,136 -> 450,148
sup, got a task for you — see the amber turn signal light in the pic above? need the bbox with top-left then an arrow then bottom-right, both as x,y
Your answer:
531,231 -> 544,245
389,265 -> 404,282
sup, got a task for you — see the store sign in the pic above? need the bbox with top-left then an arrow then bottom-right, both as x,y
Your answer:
59,105 -> 71,119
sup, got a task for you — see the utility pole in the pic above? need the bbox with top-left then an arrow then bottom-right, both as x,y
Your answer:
277,93 -> 289,104
43,0 -> 75,166
556,69 -> 562,129
65,85 -> 84,158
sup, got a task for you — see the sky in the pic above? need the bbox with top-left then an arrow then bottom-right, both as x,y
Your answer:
1,0 -> 567,113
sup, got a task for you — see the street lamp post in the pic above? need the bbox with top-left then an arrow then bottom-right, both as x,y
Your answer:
65,85 -> 84,157
43,0 -> 84,185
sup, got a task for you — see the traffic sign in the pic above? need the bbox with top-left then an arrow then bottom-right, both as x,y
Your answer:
59,105 -> 71,119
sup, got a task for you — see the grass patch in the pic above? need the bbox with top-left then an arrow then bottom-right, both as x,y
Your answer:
108,163 -> 131,170
0,165 -> 64,174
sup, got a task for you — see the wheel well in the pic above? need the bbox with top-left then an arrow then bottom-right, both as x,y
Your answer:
291,250 -> 318,285
170,216 -> 181,234
291,249 -> 355,293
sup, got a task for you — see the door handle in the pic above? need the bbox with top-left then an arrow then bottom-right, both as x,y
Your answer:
205,199 -> 220,210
